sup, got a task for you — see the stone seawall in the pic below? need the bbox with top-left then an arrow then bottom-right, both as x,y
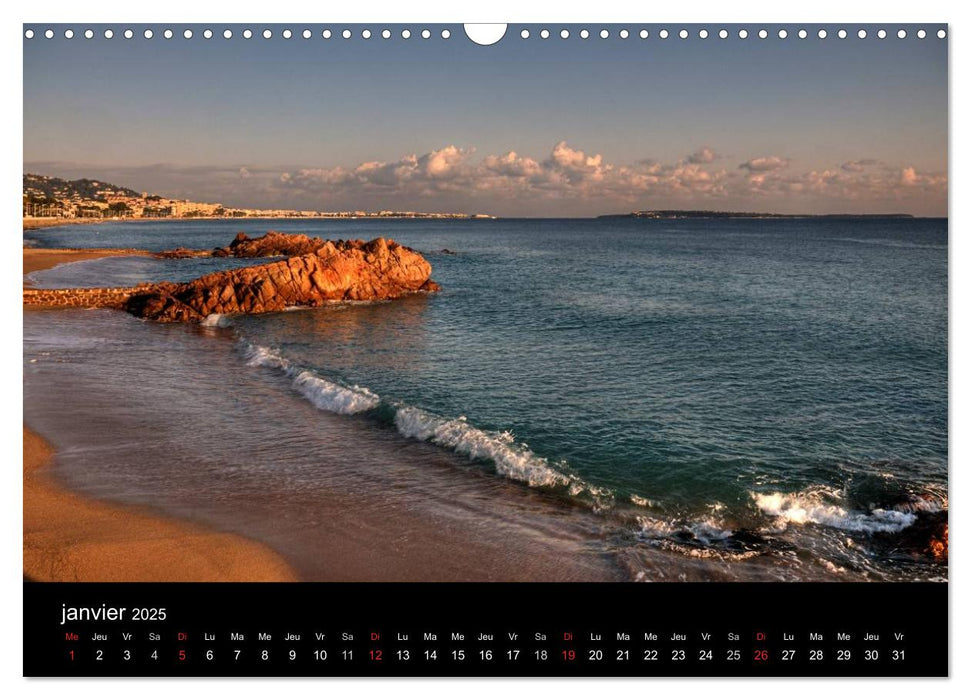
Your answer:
23,286 -> 146,309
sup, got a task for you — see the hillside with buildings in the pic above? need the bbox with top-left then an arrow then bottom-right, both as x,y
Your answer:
22,173 -> 492,221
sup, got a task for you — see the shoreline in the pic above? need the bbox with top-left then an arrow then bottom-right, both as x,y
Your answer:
23,245 -> 297,582
23,424 -> 297,582
23,247 -> 153,279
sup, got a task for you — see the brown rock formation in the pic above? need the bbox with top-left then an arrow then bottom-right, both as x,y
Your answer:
154,247 -> 213,259
126,237 -> 440,323
212,231 -> 328,258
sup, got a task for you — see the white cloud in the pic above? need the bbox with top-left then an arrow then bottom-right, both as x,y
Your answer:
26,146 -> 947,216
739,156 -> 790,172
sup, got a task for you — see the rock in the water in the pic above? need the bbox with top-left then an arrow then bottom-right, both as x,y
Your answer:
213,231 -> 329,258
154,247 -> 212,259
126,237 -> 438,322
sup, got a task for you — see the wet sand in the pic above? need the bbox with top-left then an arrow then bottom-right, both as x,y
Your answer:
23,425 -> 297,582
23,246 -> 296,582
23,247 -> 151,279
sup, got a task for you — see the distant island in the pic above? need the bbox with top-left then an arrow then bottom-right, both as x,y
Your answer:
22,173 -> 494,221
599,210 -> 916,220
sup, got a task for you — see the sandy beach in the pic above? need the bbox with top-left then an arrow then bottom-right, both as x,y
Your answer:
23,247 -> 152,279
23,425 -> 296,582
23,245 -> 297,582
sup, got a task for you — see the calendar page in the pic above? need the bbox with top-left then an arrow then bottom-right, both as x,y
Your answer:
21,20 -> 948,678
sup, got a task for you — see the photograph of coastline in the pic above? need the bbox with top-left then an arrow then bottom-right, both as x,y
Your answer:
23,25 -> 947,583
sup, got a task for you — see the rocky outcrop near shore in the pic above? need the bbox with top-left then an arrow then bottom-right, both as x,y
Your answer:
126,237 -> 439,323
153,247 -> 212,259
212,231 -> 328,258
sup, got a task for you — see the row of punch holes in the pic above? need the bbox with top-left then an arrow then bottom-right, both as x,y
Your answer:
24,26 -> 948,41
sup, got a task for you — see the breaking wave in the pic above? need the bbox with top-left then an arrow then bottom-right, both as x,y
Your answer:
239,342 -> 614,507
393,405 -> 614,507
242,343 -> 380,415
751,488 -> 926,534
200,313 -> 233,328
292,371 -> 381,414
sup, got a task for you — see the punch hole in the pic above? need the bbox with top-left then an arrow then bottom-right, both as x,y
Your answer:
620,29 -> 629,39
24,29 -> 34,39
104,29 -> 113,39
937,29 -> 946,39
184,29 -> 193,39
203,29 -> 213,39
64,29 -> 74,39
464,24 -> 507,46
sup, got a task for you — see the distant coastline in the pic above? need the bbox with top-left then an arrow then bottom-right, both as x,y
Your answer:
598,210 -> 918,220
23,173 -> 495,222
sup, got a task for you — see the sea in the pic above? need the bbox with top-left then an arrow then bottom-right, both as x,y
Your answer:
23,217 -> 948,582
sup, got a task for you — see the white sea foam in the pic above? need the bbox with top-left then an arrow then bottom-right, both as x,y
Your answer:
751,490 -> 918,534
394,406 -> 573,489
200,313 -> 233,328
635,515 -> 733,544
241,343 -> 379,414
634,515 -> 758,560
242,343 -> 291,371
292,370 -> 381,415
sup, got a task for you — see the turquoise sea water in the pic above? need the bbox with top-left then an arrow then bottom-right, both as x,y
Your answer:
24,217 -> 947,581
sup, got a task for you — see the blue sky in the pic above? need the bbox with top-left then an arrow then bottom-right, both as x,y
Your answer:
24,24 -> 948,216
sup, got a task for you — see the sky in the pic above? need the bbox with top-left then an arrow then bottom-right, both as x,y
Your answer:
23,24 -> 948,216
